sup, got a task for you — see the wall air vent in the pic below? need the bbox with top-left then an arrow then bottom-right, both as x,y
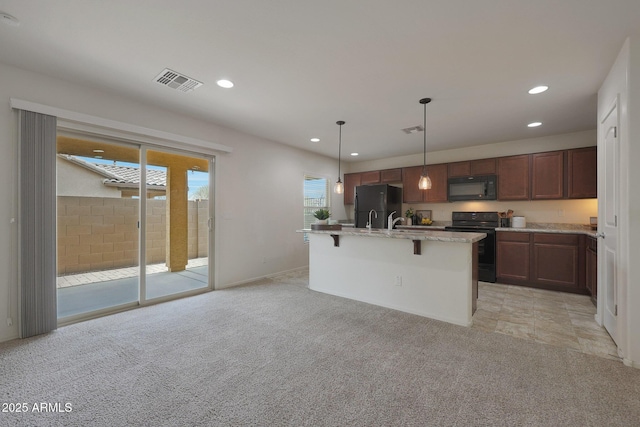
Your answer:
154,68 -> 203,92
401,125 -> 424,134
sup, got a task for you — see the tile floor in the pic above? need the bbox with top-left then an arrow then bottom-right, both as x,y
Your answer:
472,282 -> 620,361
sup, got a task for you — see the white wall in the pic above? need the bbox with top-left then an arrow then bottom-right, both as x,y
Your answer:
347,130 -> 596,172
56,157 -> 122,198
0,62 -> 342,342
342,130 -> 598,225
598,37 -> 640,368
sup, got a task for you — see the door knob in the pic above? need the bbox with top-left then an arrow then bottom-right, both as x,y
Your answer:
595,232 -> 605,239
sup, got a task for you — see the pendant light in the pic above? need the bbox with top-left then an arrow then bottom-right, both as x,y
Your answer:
334,120 -> 345,194
418,98 -> 432,190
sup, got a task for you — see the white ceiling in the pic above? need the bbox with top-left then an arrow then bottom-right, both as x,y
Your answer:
1,1 -> 639,161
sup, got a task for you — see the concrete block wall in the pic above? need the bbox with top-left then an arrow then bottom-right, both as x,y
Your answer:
146,199 -> 166,265
57,197 -> 208,275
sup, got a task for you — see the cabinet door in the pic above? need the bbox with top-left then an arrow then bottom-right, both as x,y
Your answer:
343,173 -> 361,205
567,147 -> 597,198
531,151 -> 564,199
470,158 -> 497,176
448,161 -> 471,177
380,168 -> 402,183
425,164 -> 448,202
532,233 -> 583,290
448,159 -> 496,177
402,166 -> 424,203
496,232 -> 531,282
498,155 -> 530,200
586,237 -> 597,303
360,170 -> 381,185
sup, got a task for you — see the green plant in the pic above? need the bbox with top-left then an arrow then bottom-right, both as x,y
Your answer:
313,208 -> 330,220
405,207 -> 414,218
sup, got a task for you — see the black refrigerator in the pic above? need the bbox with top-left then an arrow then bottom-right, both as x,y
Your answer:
354,184 -> 403,229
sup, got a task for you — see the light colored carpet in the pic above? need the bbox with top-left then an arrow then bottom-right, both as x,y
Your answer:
1,269 -> 639,426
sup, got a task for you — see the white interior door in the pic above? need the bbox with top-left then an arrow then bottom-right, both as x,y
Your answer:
600,102 -> 619,344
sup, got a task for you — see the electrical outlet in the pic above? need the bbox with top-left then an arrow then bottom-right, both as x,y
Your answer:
6,318 -> 12,327
395,275 -> 402,287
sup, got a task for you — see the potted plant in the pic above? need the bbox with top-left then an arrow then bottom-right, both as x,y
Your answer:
313,208 -> 331,224
405,207 -> 414,225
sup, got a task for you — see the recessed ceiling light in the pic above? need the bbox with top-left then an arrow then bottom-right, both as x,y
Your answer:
92,149 -> 104,153
528,122 -> 542,127
350,152 -> 359,156
310,138 -> 320,142
216,79 -> 234,89
528,85 -> 548,94
0,12 -> 20,27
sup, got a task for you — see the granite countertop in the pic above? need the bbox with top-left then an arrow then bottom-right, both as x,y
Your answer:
298,228 -> 486,244
396,225 -> 447,231
497,223 -> 596,237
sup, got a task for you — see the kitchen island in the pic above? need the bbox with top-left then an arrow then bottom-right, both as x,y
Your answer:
300,228 -> 486,327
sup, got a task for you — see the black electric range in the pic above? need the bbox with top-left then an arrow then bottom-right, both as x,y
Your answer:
445,211 -> 499,283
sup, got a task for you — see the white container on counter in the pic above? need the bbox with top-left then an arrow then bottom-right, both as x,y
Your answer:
511,216 -> 526,228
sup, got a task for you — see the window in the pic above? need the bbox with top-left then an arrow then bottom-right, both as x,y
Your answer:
303,175 -> 330,242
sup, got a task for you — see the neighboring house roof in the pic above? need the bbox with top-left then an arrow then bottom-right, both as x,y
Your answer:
58,155 -> 166,190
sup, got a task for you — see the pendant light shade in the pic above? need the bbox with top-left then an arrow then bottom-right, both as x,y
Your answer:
418,174 -> 432,190
334,120 -> 345,194
419,98 -> 432,190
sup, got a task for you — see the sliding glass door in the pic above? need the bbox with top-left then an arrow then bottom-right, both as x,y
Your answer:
56,137 -> 213,322
56,137 -> 141,320
143,148 -> 211,301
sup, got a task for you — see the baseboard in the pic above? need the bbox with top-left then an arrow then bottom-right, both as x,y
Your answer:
216,265 -> 309,290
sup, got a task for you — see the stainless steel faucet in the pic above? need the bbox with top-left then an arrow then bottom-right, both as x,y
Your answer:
387,211 -> 405,230
367,209 -> 377,230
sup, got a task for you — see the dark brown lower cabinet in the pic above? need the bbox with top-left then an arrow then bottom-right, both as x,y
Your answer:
496,232 -> 531,282
586,236 -> 598,305
497,231 -> 587,294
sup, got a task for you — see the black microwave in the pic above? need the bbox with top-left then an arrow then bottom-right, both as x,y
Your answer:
448,175 -> 497,201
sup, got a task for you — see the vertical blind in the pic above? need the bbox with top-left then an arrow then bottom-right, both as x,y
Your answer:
19,110 -> 57,338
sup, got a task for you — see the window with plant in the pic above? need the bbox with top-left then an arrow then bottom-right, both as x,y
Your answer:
303,175 -> 330,242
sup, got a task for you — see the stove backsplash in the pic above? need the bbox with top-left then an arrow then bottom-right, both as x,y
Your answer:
400,198 -> 597,226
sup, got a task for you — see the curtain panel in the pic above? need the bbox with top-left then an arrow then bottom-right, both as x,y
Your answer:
19,110 -> 57,338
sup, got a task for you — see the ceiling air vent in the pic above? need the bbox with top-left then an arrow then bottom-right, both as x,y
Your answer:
401,125 -> 424,134
154,68 -> 203,92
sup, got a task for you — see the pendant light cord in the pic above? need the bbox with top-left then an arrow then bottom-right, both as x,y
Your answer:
419,98 -> 431,174
338,122 -> 342,177
336,120 -> 345,180
423,101 -> 426,172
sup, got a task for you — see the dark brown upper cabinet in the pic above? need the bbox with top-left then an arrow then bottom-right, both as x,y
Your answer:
531,151 -> 565,200
360,170 -> 381,185
497,155 -> 530,200
402,166 -> 424,203
448,158 -> 497,177
402,164 -> 448,203
343,173 -> 361,205
380,168 -> 402,183
567,147 -> 597,198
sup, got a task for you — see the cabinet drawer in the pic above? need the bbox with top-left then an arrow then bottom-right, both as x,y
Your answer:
497,231 -> 531,242
587,236 -> 597,252
533,233 -> 579,245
